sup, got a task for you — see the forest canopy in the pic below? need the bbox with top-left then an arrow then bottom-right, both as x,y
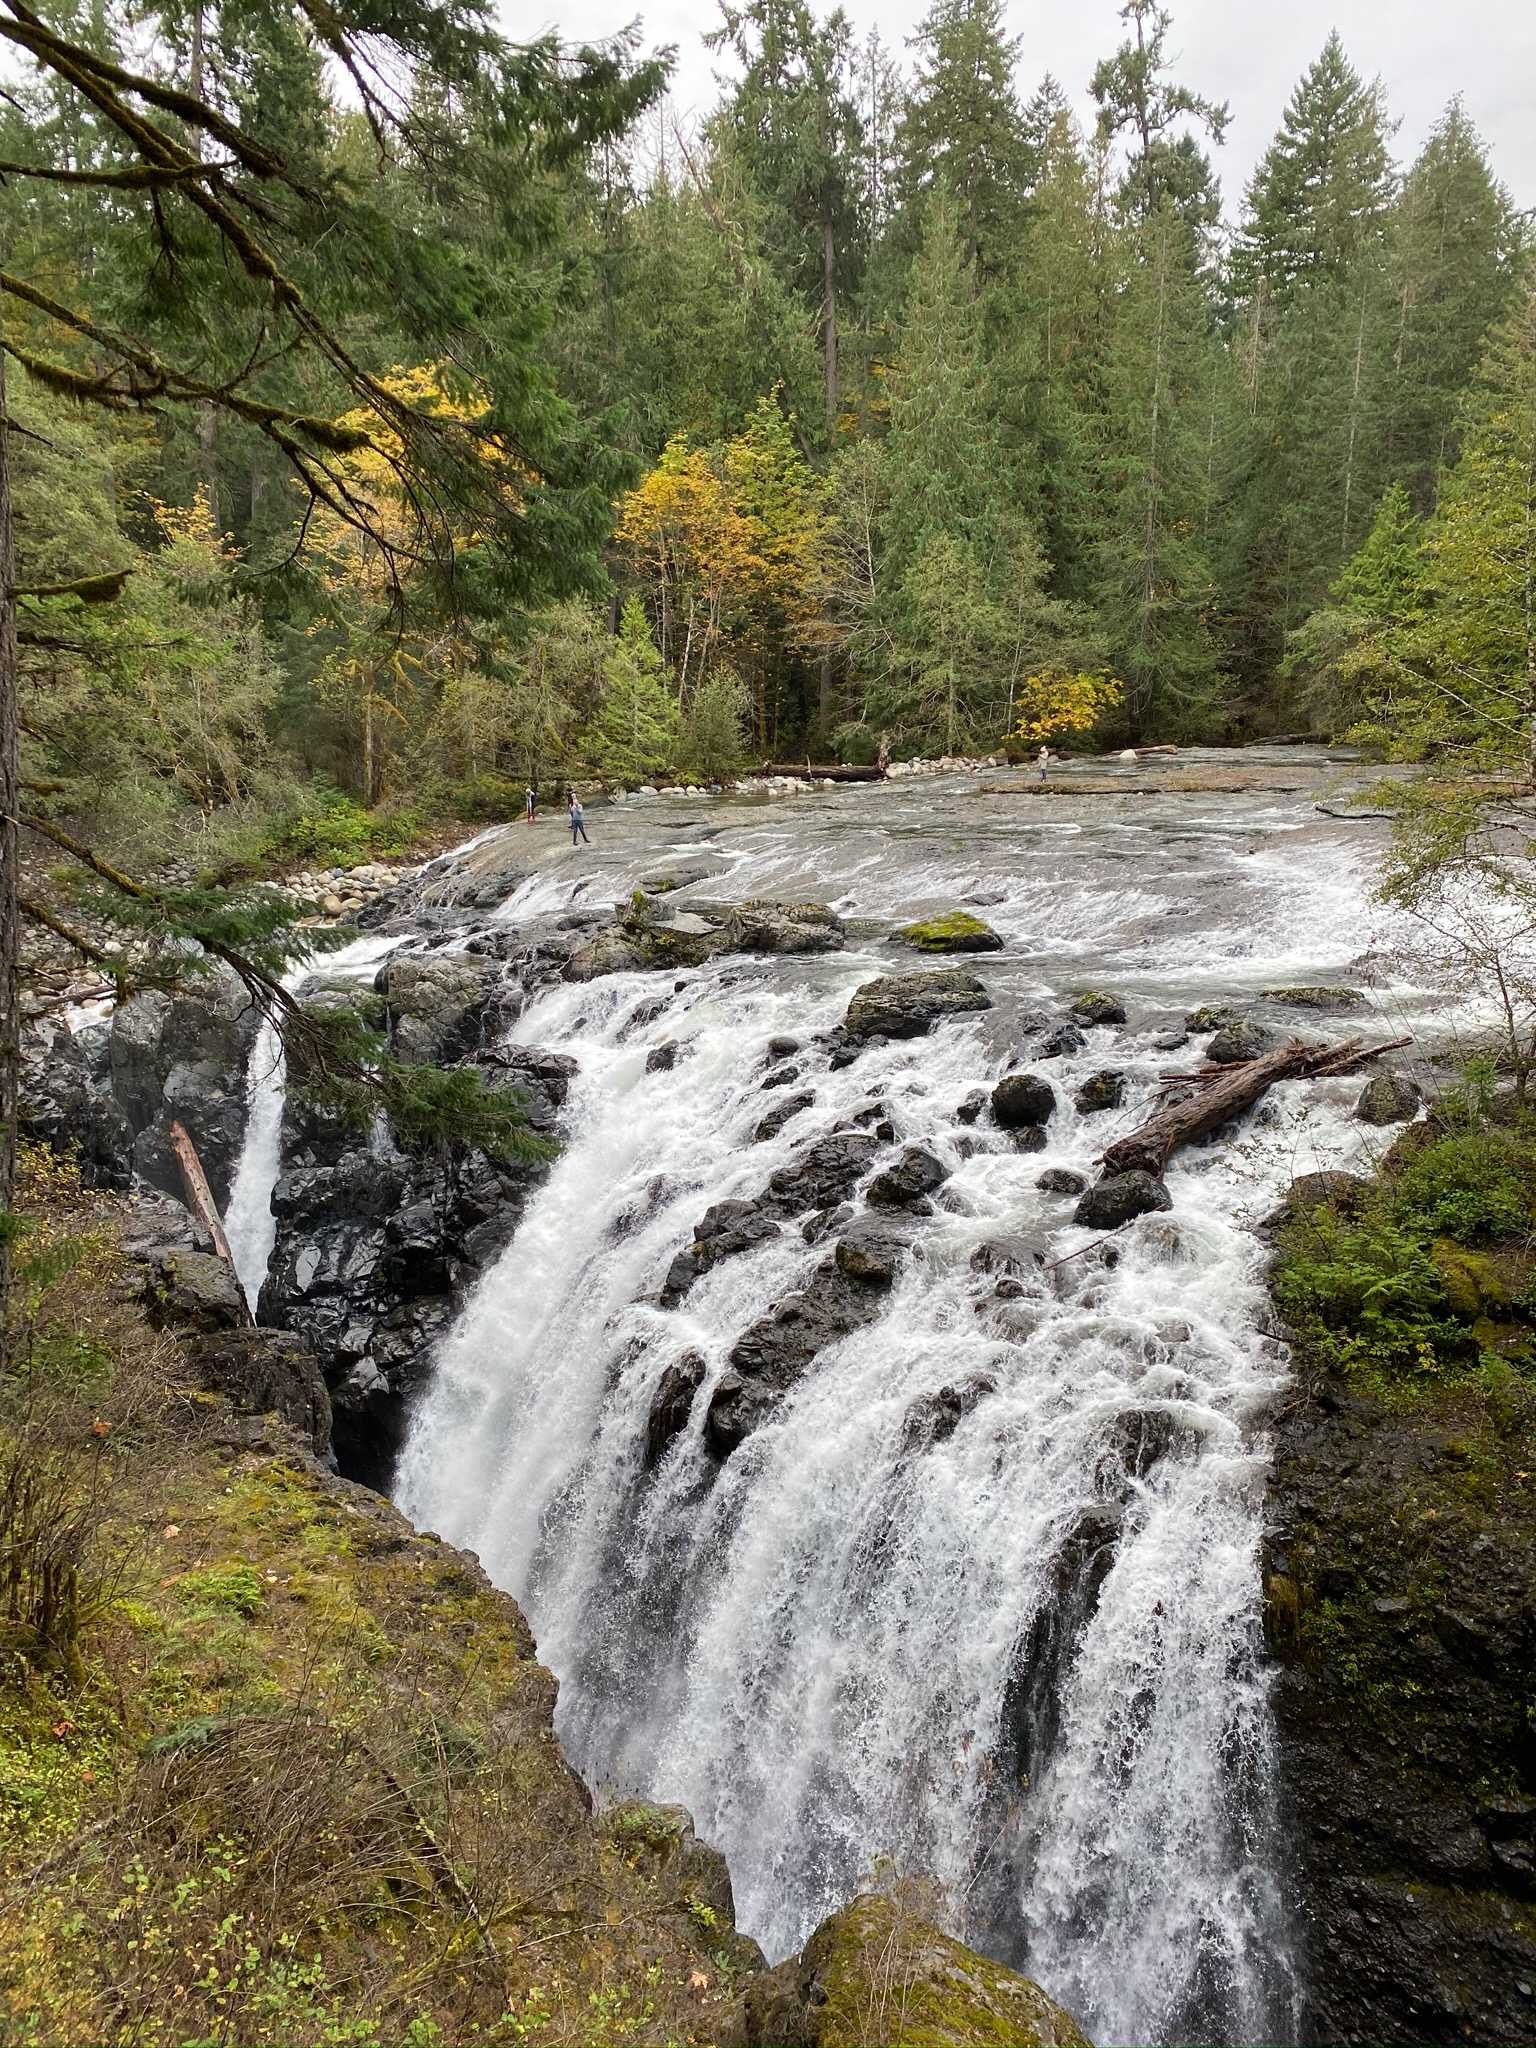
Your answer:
2,0 -> 1533,847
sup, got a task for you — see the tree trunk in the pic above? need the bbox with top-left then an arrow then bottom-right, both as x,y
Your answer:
168,1121 -> 250,1320
0,347 -> 19,1351
822,214 -> 838,438
1101,1037 -> 1411,1180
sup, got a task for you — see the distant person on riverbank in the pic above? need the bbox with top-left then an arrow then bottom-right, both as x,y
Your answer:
1037,746 -> 1050,782
525,785 -> 536,824
569,793 -> 589,845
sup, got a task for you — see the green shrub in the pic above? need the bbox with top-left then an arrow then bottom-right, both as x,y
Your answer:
1275,1212 -> 1475,1381
1391,1129 -> 1536,1243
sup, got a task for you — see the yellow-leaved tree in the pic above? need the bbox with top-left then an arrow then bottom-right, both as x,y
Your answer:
1008,672 -> 1126,749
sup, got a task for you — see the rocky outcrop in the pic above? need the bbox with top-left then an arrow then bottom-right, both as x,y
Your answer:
734,1891 -> 1092,2047
564,897 -> 846,982
260,1016 -> 574,1487
1206,1017 -> 1275,1064
1265,1371 -> 1536,2046
844,969 -> 992,1041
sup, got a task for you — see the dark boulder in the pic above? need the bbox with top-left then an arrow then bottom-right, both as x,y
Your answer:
767,1133 -> 881,1214
645,1040 -> 681,1074
955,1089 -> 988,1126
18,1024 -> 133,1190
991,1073 -> 1056,1129
644,1352 -> 708,1469
659,1201 -> 782,1307
844,968 -> 991,1041
183,1326 -> 331,1457
970,1235 -> 1047,1280
833,1217 -> 909,1286
708,1258 -> 891,1457
1074,1070 -> 1125,1114
866,1146 -> 949,1208
1035,1023 -> 1086,1059
900,1374 -> 997,1455
1037,1167 -> 1088,1196
105,965 -> 261,1205
1073,1171 -> 1172,1229
1281,1170 -> 1374,1216
754,1092 -> 815,1143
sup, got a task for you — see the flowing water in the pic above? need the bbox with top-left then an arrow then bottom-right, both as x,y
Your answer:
261,755 -> 1439,2045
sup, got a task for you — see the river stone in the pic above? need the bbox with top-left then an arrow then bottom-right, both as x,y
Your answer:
1263,984 -> 1367,1011
754,1092 -> 815,1143
715,899 -> 846,955
866,1145 -> 949,1207
1356,1071 -> 1423,1124
1185,1003 -> 1238,1033
1030,1020 -> 1087,1059
1070,991 -> 1126,1026
1073,1171 -> 1173,1229
900,1373 -> 997,1455
970,1235 -> 1047,1279
1206,1017 -> 1275,1063
1281,1170 -> 1374,1215
766,1035 -> 802,1059
736,1893 -> 1092,2048
991,1073 -> 1056,1129
895,910 -> 1004,954
761,1062 -> 802,1089
833,1217 -> 909,1285
659,1200 -> 782,1307
844,969 -> 992,1041
1037,1167 -> 1089,1196
955,1089 -> 988,1125
643,1352 -> 707,1468
1074,1070 -> 1126,1114
767,1132 -> 882,1212
645,1040 -> 680,1074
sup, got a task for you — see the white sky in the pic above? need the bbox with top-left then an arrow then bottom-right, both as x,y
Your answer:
525,0 -> 1536,217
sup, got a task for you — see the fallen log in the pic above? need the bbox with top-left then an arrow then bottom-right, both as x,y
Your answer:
748,762 -> 885,783
169,1118 -> 253,1322
1101,1036 -> 1412,1180
1313,803 -> 1392,821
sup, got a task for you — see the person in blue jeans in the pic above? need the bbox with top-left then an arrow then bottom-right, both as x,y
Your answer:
569,793 -> 590,844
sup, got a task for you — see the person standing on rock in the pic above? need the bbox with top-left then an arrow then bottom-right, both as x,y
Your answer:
1037,746 -> 1050,783
525,784 -> 536,824
568,792 -> 589,846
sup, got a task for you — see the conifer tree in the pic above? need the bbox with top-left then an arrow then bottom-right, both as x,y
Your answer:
1090,0 -> 1228,235
895,0 -> 1032,278
584,599 -> 684,782
1384,99 -> 1526,509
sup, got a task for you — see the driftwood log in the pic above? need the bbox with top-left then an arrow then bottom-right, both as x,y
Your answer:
1102,1037 -> 1412,1180
750,762 -> 885,783
169,1118 -> 252,1320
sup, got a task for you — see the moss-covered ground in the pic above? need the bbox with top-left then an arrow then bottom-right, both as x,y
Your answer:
0,1154 -> 754,2048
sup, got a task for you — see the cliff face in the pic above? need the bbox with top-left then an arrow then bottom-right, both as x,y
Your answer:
1266,1374 -> 1536,2045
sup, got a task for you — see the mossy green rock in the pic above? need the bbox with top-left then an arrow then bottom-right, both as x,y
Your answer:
897,912 -> 1004,955
1431,1240 -> 1513,1319
736,1893 -> 1092,2047
1262,984 -> 1367,1011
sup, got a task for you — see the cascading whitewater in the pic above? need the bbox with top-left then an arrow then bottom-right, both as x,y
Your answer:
391,779 -> 1429,2048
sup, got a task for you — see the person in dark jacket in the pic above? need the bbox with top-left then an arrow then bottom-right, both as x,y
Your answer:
568,792 -> 590,845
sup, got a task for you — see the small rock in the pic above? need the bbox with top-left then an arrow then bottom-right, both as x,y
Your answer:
1037,1167 -> 1088,1195
646,1041 -> 681,1074
754,1092 -> 815,1143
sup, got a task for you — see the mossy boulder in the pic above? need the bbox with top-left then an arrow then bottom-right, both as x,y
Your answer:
1431,1240 -> 1514,1320
1262,985 -> 1367,1011
1069,991 -> 1125,1027
897,912 -> 1004,955
1185,1002 -> 1238,1033
736,1892 -> 1092,2047
1206,1017 -> 1274,1064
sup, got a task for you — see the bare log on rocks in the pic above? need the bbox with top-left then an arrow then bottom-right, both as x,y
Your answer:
1102,1037 -> 1412,1180
1313,803 -> 1392,821
169,1118 -> 252,1320
749,762 -> 885,783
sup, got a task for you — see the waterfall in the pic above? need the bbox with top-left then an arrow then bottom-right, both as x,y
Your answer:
222,930 -> 407,1310
390,782 -> 1434,2046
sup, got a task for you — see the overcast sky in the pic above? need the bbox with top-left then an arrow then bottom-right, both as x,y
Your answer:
529,0 -> 1536,218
